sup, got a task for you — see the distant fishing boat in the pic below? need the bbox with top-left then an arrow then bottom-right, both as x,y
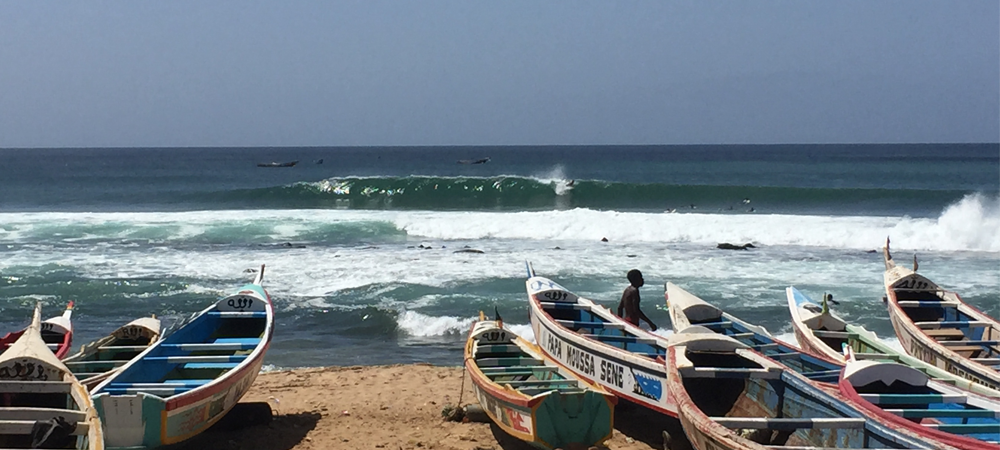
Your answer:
465,311 -> 616,450
63,316 -> 161,390
525,262 -> 678,417
256,160 -> 298,167
90,265 -> 273,448
881,237 -> 1000,391
667,331 -> 959,450
457,157 -> 490,165
0,301 -> 75,359
787,286 -> 1000,398
0,303 -> 104,449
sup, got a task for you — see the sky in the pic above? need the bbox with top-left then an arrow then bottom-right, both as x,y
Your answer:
0,1 -> 997,147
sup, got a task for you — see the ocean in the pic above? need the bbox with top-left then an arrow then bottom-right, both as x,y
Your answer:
0,144 -> 997,369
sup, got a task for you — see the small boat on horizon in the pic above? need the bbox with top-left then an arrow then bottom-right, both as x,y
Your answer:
465,311 -> 616,450
257,160 -> 298,167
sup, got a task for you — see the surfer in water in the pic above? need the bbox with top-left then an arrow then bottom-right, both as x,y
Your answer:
618,269 -> 658,331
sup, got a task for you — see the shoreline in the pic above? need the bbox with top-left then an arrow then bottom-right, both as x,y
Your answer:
172,364 -> 673,450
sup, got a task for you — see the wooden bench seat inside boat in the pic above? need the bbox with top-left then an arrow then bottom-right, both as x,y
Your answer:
538,302 -> 590,311
581,334 -> 657,345
859,393 -> 967,405
162,337 -> 261,352
882,408 -> 998,418
0,420 -> 90,435
480,366 -> 558,375
502,379 -> 578,388
0,381 -> 72,394
926,423 -> 1000,434
207,311 -> 267,318
709,417 -> 866,430
555,320 -> 624,330
922,328 -> 966,339
0,407 -> 86,422
680,367 -> 782,379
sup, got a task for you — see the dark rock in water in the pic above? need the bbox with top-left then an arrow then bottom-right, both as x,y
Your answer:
717,242 -> 755,250
601,237 -> 609,242
866,249 -> 877,254
453,249 -> 485,254
553,246 -> 562,250
626,254 -> 637,258
261,242 -> 306,249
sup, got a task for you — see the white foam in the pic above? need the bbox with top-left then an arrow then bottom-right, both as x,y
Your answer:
0,193 -> 997,252
396,310 -> 476,337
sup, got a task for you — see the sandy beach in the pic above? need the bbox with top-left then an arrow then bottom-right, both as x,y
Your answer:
172,364 -> 680,450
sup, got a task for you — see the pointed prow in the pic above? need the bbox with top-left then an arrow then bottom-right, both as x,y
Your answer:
62,300 -> 74,320
525,261 -> 535,278
912,254 -> 918,272
882,236 -> 894,270
253,264 -> 266,285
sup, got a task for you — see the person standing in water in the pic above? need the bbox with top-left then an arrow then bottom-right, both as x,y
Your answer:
618,269 -> 657,331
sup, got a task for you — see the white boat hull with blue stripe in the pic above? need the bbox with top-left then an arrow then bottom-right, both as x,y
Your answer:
90,266 -> 273,449
525,269 -> 678,417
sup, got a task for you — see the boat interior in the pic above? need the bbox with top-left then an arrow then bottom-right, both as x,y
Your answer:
0,377 -> 93,449
851,369 -> 1000,444
472,335 -> 585,397
538,300 -> 664,359
683,312 -> 843,384
680,349 -> 919,449
65,330 -> 158,381
99,308 -> 266,397
894,287 -> 1000,369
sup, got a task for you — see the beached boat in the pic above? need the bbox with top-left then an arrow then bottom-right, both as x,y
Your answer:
63,316 -> 162,390
0,304 -> 103,449
788,286 -> 1000,398
667,330 -> 958,450
839,358 -> 1000,449
881,238 -> 1000,391
666,282 -> 844,385
0,301 -> 75,359
465,312 -> 616,450
90,265 -> 273,448
525,264 -> 678,416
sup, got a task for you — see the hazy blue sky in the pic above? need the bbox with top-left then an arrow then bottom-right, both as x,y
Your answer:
0,1 -> 997,147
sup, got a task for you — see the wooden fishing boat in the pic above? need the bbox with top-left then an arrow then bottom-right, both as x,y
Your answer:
90,265 -> 273,448
0,304 -> 103,449
839,358 -> 1000,449
465,312 -> 616,450
63,316 -> 162,390
525,264 -> 678,417
666,282 -> 844,385
881,238 -> 1000,391
0,302 -> 75,359
788,286 -> 1000,398
667,331 -> 958,450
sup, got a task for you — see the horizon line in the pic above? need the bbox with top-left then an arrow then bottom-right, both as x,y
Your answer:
1,142 -> 998,150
